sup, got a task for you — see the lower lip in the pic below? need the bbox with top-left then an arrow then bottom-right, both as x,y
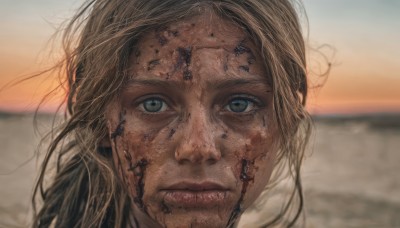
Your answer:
163,190 -> 229,208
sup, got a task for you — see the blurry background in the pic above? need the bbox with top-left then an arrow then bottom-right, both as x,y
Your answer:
0,0 -> 399,227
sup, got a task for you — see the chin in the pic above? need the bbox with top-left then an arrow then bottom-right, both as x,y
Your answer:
144,194 -> 238,228
160,209 -> 232,228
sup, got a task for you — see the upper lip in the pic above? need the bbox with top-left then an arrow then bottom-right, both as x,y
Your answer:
161,181 -> 229,191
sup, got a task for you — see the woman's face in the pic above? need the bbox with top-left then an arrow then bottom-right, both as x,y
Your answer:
106,12 -> 278,228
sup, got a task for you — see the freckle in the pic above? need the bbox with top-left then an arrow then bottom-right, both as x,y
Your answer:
161,201 -> 172,214
159,36 -> 168,46
155,27 -> 169,46
176,46 -> 192,69
191,23 -> 195,27
143,133 -> 151,141
168,128 -> 176,139
234,41 -> 251,56
247,57 -> 255,65
221,133 -> 227,139
183,70 -> 192,80
150,45 -> 154,48
155,49 -> 159,54
135,50 -> 141,57
171,30 -> 179,37
147,59 -> 160,71
223,63 -> 228,72
210,32 -> 214,37
239,65 -> 249,72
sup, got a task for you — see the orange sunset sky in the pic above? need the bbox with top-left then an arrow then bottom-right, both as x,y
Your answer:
1,0 -> 399,114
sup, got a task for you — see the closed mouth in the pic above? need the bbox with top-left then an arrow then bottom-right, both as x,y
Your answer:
160,181 -> 230,207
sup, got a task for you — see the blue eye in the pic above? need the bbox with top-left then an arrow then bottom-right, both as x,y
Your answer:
226,98 -> 255,113
140,98 -> 167,113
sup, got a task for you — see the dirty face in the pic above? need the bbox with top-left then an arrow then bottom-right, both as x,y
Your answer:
106,12 -> 279,228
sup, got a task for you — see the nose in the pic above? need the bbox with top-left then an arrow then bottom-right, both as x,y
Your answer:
175,107 -> 221,164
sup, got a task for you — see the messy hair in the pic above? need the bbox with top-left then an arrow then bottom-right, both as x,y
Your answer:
32,0 -> 311,227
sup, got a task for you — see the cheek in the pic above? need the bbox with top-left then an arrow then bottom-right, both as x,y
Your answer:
107,114 -> 158,210
109,116 -> 175,209
230,127 -> 278,208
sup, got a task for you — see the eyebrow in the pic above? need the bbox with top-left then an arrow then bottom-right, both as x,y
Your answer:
210,78 -> 271,90
124,78 -> 183,90
125,78 -> 271,91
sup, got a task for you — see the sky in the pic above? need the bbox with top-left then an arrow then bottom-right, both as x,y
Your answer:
0,0 -> 399,114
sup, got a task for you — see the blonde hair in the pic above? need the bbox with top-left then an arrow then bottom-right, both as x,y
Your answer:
32,0 -> 311,227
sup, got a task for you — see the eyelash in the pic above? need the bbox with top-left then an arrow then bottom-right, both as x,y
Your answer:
223,94 -> 262,114
136,96 -> 170,113
135,94 -> 262,114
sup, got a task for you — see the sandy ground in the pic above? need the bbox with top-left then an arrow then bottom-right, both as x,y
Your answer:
0,113 -> 399,228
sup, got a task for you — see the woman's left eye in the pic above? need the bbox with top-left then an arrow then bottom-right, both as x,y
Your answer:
139,98 -> 168,113
224,97 -> 257,113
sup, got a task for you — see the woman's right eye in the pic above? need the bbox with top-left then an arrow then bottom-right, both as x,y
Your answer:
139,98 -> 168,113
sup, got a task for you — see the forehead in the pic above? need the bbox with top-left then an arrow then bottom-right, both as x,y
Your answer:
129,12 -> 266,84
139,12 -> 246,52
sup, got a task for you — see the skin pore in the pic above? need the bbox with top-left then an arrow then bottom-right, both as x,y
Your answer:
106,11 -> 279,228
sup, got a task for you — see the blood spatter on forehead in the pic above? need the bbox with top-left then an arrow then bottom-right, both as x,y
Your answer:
234,41 -> 251,56
155,26 -> 180,46
176,47 -> 192,68
183,70 -> 192,80
129,11 -> 266,83
176,46 -> 193,80
147,59 -> 160,71
239,65 -> 250,72
156,32 -> 168,46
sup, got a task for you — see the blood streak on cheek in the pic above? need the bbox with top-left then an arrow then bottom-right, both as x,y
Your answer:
110,110 -> 127,186
111,110 -> 126,139
226,159 -> 255,228
167,128 -> 176,140
110,111 -> 150,213
128,158 -> 149,210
